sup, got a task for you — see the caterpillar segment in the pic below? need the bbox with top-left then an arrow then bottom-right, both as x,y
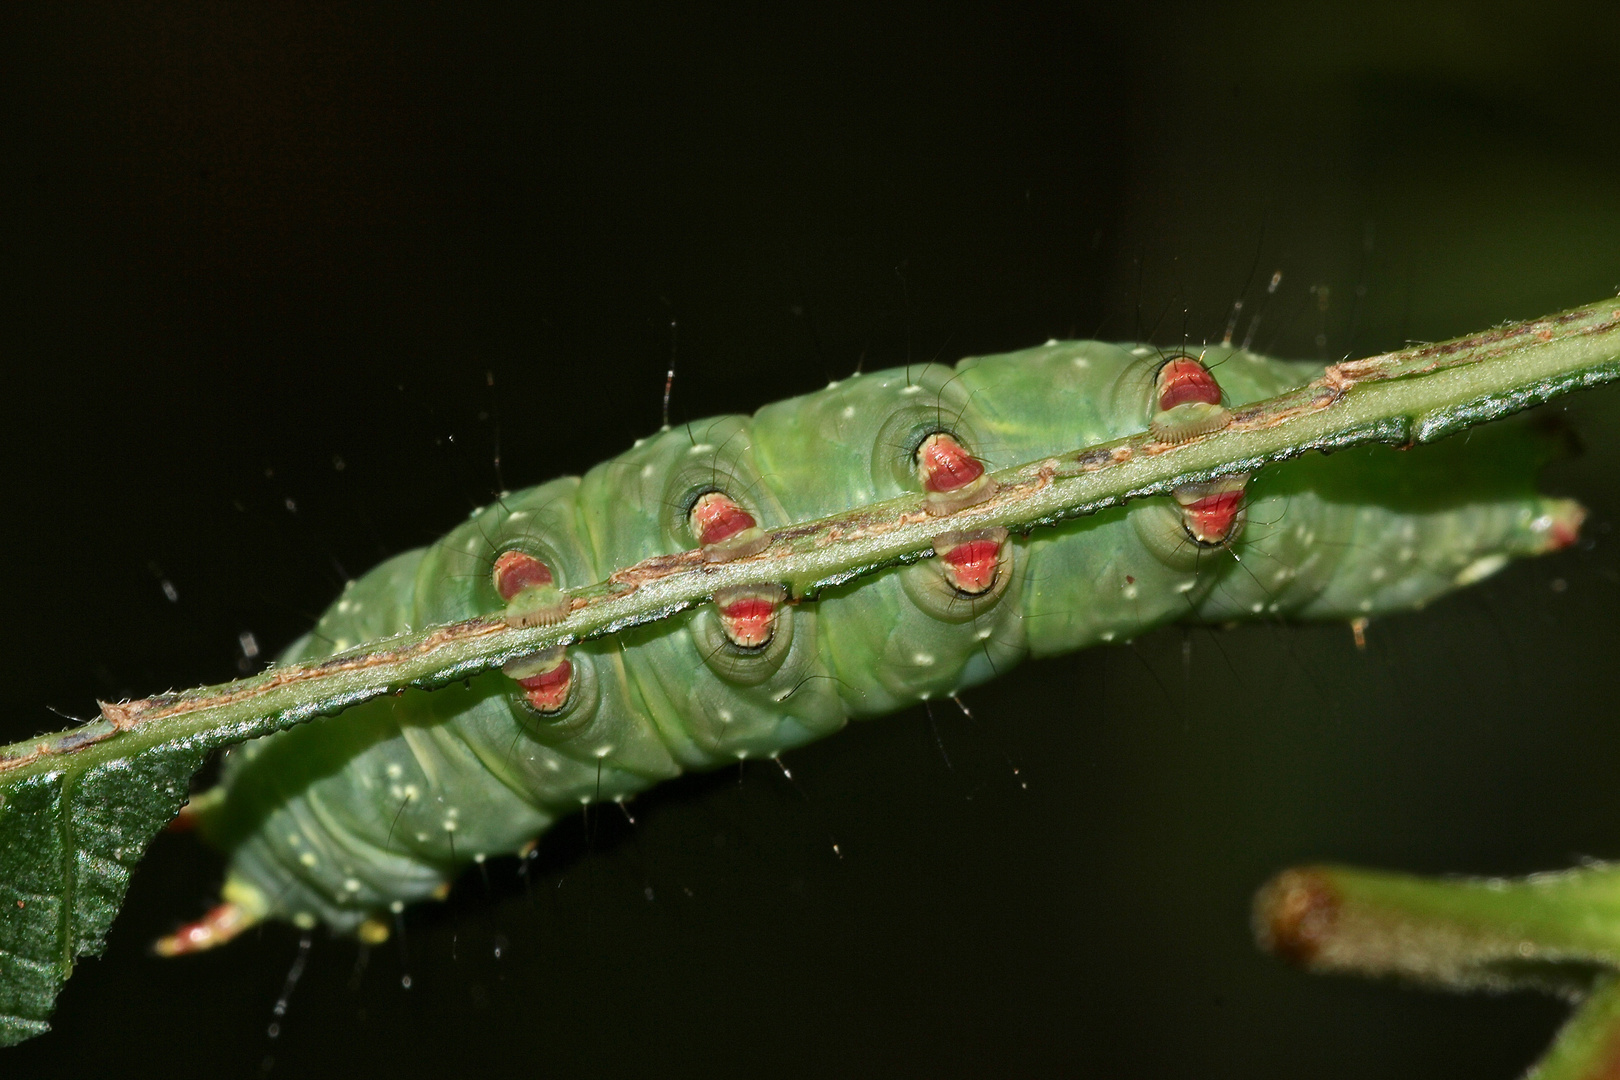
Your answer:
174,339 -> 1583,950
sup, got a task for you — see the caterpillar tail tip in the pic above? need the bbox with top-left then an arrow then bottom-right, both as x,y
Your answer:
1537,498 -> 1586,554
152,901 -> 258,957
152,878 -> 268,957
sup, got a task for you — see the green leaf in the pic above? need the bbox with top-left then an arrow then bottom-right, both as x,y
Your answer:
0,746 -> 203,1043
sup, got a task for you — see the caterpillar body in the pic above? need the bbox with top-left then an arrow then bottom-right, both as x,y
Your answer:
167,338 -> 1580,952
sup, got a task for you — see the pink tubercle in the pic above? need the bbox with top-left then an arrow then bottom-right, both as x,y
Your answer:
492,550 -> 554,601
718,595 -> 779,648
689,491 -> 758,547
916,432 -> 986,493
515,657 -> 574,713
940,537 -> 1003,595
1181,489 -> 1244,545
1156,357 -> 1223,411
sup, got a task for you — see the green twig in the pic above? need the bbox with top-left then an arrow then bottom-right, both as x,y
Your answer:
1255,862 -> 1620,996
6,300 -> 1620,784
1528,975 -> 1620,1080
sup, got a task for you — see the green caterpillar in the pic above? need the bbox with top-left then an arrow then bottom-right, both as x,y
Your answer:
161,338 -> 1580,952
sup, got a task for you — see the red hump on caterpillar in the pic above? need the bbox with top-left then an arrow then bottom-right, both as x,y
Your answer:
503,646 -> 574,713
1173,475 -> 1250,546
914,432 -> 997,515
712,583 -> 788,649
1150,353 -> 1232,443
935,528 -> 1009,596
1156,356 -> 1223,410
688,490 -> 771,562
492,549 -> 553,598
493,550 -> 569,628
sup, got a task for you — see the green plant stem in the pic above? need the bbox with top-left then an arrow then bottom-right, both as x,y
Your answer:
1528,975 -> 1620,1080
6,300 -> 1620,784
1255,863 -> 1620,995
1254,860 -> 1620,1077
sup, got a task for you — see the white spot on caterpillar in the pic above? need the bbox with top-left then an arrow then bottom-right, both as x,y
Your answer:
1370,566 -> 1387,582
299,852 -> 318,867
842,405 -> 856,419
641,463 -> 656,478
344,878 -> 361,893
912,652 -> 935,666
286,834 -> 301,846
1122,583 -> 1138,599
442,819 -> 457,832
1250,602 -> 1263,613
594,745 -> 614,757
386,764 -> 403,780
900,384 -> 923,395
1359,600 -> 1374,612
718,708 -> 734,723
507,511 -> 529,522
1177,580 -> 1196,593
688,443 -> 715,455
1045,338 -> 1059,346
1070,356 -> 1089,369
1100,631 -> 1115,642
545,759 -> 561,771
414,832 -> 428,842
293,913 -> 316,930
1455,554 -> 1509,587
976,628 -> 993,640
389,901 -> 405,914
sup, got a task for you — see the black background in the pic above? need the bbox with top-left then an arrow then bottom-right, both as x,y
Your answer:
6,3 -> 1620,1077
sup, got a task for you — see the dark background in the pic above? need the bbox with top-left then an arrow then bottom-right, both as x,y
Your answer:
5,2 -> 1620,1077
